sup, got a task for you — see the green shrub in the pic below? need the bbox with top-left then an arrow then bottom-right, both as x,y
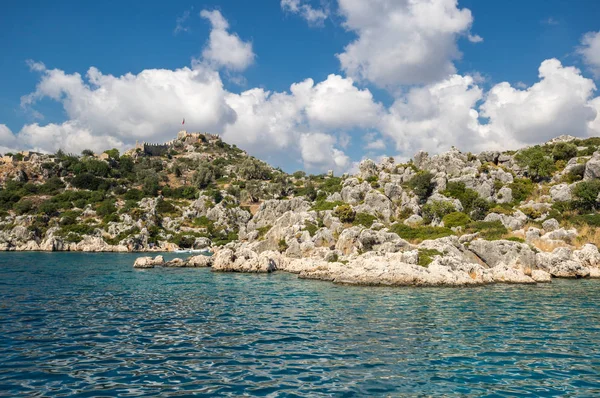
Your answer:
418,248 -> 443,267
238,158 -> 272,180
389,223 -> 453,241
408,171 -> 434,201
552,142 -> 578,162
464,221 -> 508,240
103,148 -> 120,160
508,178 -> 534,203
515,146 -> 555,181
96,200 -> 116,217
442,212 -> 471,228
37,201 -> 59,216
83,159 -> 110,177
442,181 -> 480,213
564,164 -> 585,183
572,213 -> 600,227
71,173 -> 103,190
572,180 -> 600,211
278,238 -> 289,253
334,204 -> 355,223
318,177 -> 343,194
422,200 -> 456,223
13,200 -> 35,215
352,213 -> 377,228
311,200 -> 344,211
156,199 -> 177,215
124,189 -> 144,201
256,225 -> 271,240
304,221 -> 318,237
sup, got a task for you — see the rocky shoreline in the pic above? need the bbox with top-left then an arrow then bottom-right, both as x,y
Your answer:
132,234 -> 600,287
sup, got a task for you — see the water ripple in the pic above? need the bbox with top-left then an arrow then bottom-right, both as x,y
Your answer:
1,253 -> 600,396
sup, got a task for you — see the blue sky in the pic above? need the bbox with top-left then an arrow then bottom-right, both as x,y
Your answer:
1,0 -> 600,172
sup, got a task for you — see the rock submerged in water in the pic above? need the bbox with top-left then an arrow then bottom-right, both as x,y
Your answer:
133,254 -> 213,268
133,255 -> 164,268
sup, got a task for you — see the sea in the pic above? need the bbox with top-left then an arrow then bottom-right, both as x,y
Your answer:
1,252 -> 599,396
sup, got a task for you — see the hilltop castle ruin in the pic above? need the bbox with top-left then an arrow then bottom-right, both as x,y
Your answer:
134,131 -> 221,156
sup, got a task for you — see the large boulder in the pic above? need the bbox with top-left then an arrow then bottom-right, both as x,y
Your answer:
536,247 -> 590,278
584,152 -> 600,180
484,210 -> 527,231
133,255 -> 164,268
187,255 -> 213,267
212,248 -> 281,273
467,239 -> 536,269
354,191 -> 395,222
550,183 -> 572,202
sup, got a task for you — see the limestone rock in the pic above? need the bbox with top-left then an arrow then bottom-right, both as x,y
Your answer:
550,183 -> 572,202
134,255 -> 164,268
536,248 -> 590,278
542,218 -> 560,232
531,269 -> 552,283
187,255 -> 214,267
584,151 -> 600,180
467,239 -> 536,269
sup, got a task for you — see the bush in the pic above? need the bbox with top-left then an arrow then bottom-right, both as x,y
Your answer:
515,146 -> 554,181
564,164 -> 585,183
124,189 -> 144,201
408,171 -> 434,202
572,180 -> 600,211
83,159 -> 110,177
304,221 -> 318,237
508,178 -> 534,203
238,158 -> 272,180
103,148 -> 120,160
552,142 -> 578,162
334,204 -> 355,223
422,200 -> 455,223
278,238 -> 289,253
71,173 -> 103,191
471,198 -> 491,220
96,200 -> 117,217
311,200 -> 344,211
353,213 -> 377,228
156,199 -> 177,215
13,200 -> 35,215
38,201 -> 59,216
442,212 -> 471,228
464,221 -> 508,240
418,248 -> 443,267
389,223 -> 453,241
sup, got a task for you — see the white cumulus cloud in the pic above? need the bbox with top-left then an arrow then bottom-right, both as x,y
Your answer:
199,10 -> 255,71
336,0 -> 473,88
281,0 -> 328,26
578,31 -> 600,79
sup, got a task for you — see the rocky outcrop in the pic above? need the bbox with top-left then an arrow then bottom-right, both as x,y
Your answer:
133,255 -> 165,268
536,248 -> 590,278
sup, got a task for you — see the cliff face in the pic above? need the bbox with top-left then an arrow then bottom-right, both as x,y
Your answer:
2,133 -> 600,283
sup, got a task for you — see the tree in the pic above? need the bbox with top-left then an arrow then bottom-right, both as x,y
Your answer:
81,149 -> 95,157
552,142 -> 578,162
408,171 -> 434,201
104,148 -> 120,160
515,146 -> 555,181
573,180 -> 600,211
238,158 -> 272,180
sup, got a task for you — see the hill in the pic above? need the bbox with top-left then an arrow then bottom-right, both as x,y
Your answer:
2,132 -> 600,285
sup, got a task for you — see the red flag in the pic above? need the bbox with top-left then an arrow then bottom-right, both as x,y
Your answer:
182,118 -> 185,125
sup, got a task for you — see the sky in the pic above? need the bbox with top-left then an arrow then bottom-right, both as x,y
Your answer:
1,0 -> 600,173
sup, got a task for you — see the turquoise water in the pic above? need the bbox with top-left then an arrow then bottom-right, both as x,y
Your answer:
1,253 -> 600,397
